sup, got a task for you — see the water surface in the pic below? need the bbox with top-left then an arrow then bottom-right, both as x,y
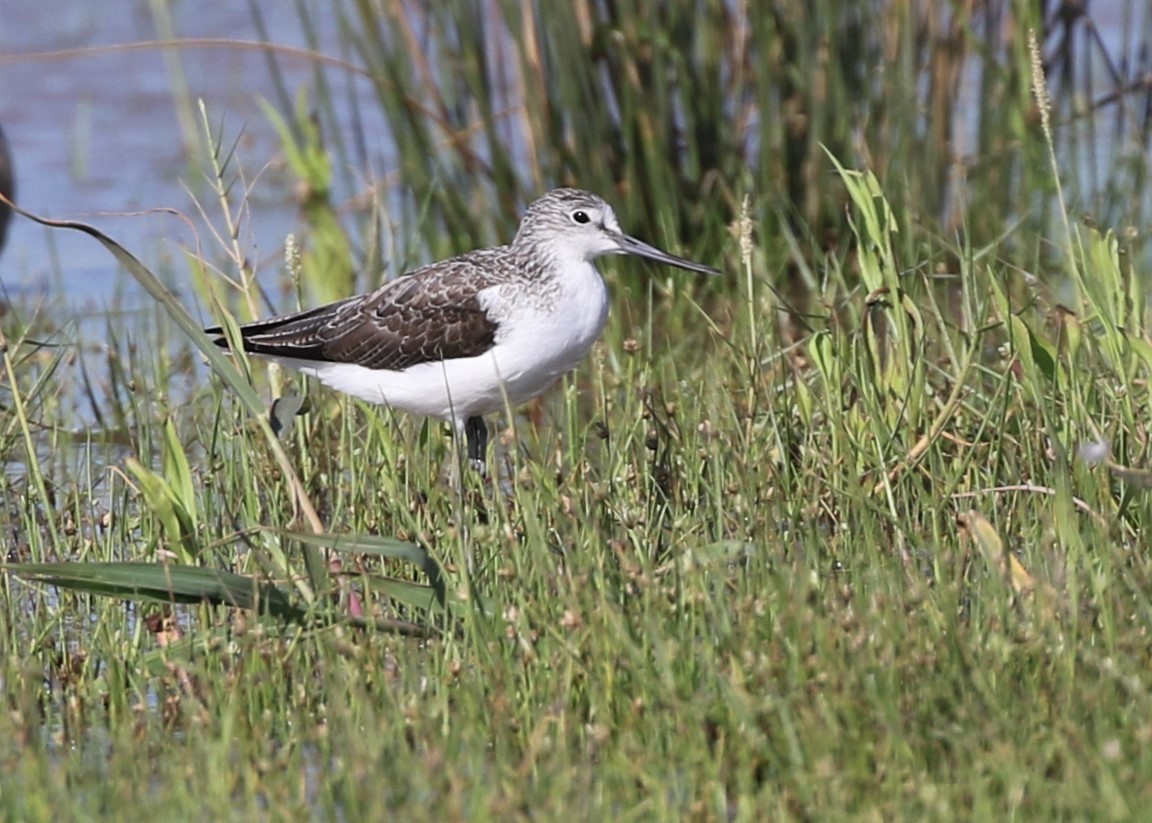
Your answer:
0,2 -> 392,317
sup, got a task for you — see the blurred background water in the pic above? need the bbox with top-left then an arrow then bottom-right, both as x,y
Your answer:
0,1 -> 395,315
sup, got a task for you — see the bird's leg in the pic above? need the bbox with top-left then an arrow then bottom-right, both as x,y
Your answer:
464,415 -> 489,475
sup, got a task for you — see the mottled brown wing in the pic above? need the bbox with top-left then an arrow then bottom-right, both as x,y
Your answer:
210,259 -> 503,372
317,270 -> 499,370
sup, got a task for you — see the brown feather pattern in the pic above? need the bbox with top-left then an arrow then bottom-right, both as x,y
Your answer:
207,249 -> 515,372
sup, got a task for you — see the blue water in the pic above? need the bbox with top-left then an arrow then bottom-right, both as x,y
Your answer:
0,1 -> 394,317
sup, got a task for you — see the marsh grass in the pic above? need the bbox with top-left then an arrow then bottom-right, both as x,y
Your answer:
3,2 -> 1152,819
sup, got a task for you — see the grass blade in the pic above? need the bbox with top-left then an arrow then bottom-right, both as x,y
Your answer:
274,530 -> 447,612
7,562 -> 305,621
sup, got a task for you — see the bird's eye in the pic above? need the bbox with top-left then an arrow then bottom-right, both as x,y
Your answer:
571,210 -> 591,224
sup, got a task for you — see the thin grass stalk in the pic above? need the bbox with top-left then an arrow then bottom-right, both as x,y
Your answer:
1,344 -> 64,558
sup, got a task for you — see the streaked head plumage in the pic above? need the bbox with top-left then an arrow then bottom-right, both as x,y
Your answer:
513,187 -> 720,276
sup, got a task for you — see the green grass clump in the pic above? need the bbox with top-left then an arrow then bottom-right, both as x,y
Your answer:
3,2 -> 1152,819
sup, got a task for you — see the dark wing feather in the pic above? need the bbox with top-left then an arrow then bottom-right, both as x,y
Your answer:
207,255 -> 505,372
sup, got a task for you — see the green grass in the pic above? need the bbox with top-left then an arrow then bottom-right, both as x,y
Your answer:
4,2 -> 1152,819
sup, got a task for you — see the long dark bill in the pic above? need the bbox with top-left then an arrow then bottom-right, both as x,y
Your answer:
614,232 -> 721,276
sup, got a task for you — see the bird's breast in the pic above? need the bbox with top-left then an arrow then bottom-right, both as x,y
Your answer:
482,265 -> 610,388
